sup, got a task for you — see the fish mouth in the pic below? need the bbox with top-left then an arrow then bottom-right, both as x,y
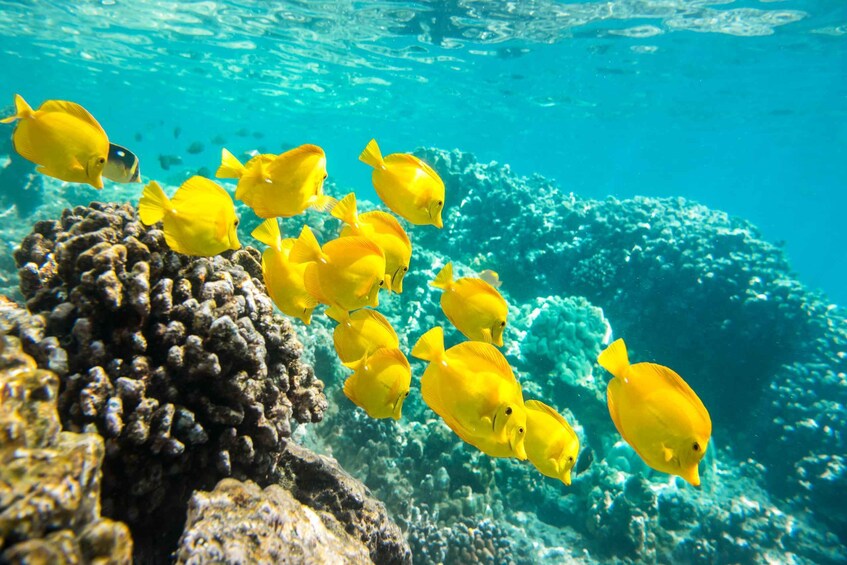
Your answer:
510,434 -> 527,460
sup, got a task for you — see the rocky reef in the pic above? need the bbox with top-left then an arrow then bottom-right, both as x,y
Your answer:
0,200 -> 414,563
0,334 -> 132,563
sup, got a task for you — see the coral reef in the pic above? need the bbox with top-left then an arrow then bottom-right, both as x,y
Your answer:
3,202 -> 327,560
292,148 -> 847,562
0,334 -> 132,564
176,478 -> 371,564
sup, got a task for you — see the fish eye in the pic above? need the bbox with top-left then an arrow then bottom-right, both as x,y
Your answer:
379,280 -> 384,286
500,321 -> 506,327
505,407 -> 512,416
98,157 -> 106,164
693,442 -> 701,452
568,456 -> 574,463
518,427 -> 524,434
234,219 -> 239,226
403,266 -> 408,272
323,173 -> 328,180
405,391 -> 410,397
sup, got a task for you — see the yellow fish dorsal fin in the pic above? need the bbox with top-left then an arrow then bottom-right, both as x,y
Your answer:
430,262 -> 454,290
636,362 -> 711,426
330,236 -> 384,262
331,193 -> 359,228
454,341 -> 514,383
359,138 -> 384,170
251,218 -> 282,250
380,347 -> 410,370
172,176 -> 231,208
458,276 -> 504,301
525,400 -> 570,430
289,225 -> 325,264
597,338 -> 630,380
268,143 -> 326,176
138,181 -> 172,225
0,94 -> 33,123
355,308 -> 398,341
360,210 -> 411,245
39,99 -> 107,137
411,327 -> 444,362
216,148 -> 245,180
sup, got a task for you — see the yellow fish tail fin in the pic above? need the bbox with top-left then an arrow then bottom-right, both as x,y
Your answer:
342,375 -> 360,406
597,338 -> 630,379
411,327 -> 444,362
359,138 -> 385,170
289,225 -> 323,264
311,194 -> 337,213
251,218 -> 282,249
325,305 -> 349,323
0,94 -> 33,123
430,262 -> 454,290
138,181 -> 172,225
331,192 -> 359,227
216,148 -> 245,179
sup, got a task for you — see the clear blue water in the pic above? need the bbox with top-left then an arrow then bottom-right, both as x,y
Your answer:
1,0 -> 844,302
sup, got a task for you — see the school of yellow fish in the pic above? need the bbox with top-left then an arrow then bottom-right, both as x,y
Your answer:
1,94 -> 713,487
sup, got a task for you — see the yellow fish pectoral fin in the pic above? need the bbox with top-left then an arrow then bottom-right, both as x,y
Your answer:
480,328 -> 493,344
342,376 -> 361,406
663,445 -> 675,462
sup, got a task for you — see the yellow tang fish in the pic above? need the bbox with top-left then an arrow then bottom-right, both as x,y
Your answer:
138,177 -> 240,257
289,225 -> 388,319
524,400 -> 580,486
251,219 -> 316,325
430,262 -> 508,347
358,139 -> 445,228
343,347 -> 412,420
411,326 -> 527,460
103,143 -> 141,183
216,145 -> 335,218
332,192 -> 413,293
1,94 -> 109,189
597,338 -> 712,486
330,308 -> 399,364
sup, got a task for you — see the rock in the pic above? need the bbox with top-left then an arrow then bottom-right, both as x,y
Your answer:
176,478 -> 371,564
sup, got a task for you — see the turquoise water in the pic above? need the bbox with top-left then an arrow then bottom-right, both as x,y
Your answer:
1,1 -> 846,563
1,1 -> 844,302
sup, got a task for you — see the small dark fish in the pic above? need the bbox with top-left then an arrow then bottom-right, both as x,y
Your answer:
196,166 -> 211,177
211,134 -> 226,145
158,154 -> 183,171
104,143 -> 142,183
174,126 -> 182,139
235,128 -> 250,137
186,141 -> 205,155
134,132 -> 143,142
252,131 -> 265,139
575,447 -> 594,476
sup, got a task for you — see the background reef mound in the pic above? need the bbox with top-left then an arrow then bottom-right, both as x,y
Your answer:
3,201 -> 331,561
293,148 -> 846,563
